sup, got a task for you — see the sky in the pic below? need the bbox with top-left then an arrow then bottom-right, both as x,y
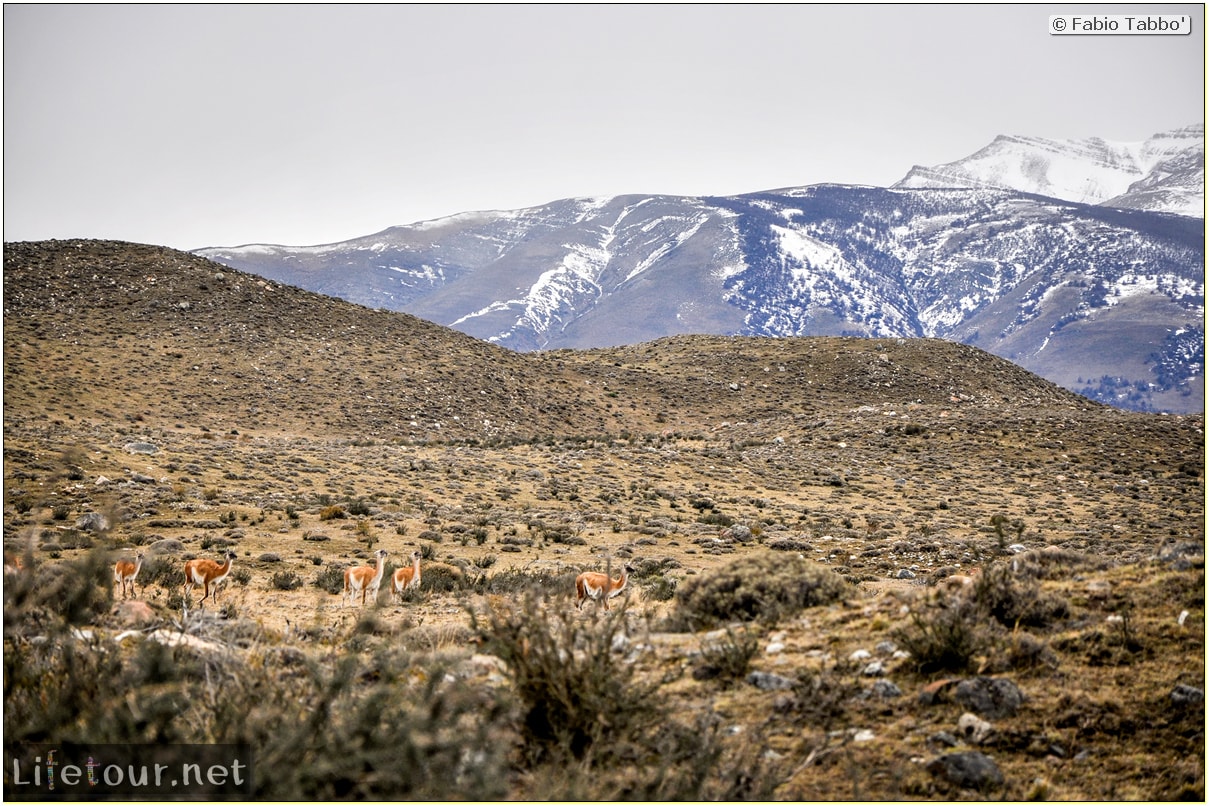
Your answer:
3,4 -> 1204,251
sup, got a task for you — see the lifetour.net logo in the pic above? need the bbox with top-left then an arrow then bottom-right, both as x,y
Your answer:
4,743 -> 253,799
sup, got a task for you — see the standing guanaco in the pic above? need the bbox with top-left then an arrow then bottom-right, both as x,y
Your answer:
344,549 -> 388,607
114,552 -> 144,599
184,550 -> 236,605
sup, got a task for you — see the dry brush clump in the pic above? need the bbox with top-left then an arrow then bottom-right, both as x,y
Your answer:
893,560 -> 1071,675
469,592 -> 781,799
667,551 -> 851,630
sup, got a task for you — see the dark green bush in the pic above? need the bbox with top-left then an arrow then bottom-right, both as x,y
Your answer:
669,552 -> 850,630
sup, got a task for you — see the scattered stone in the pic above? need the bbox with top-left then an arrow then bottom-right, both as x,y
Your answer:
1170,684 -> 1204,708
926,751 -> 1004,792
896,568 -> 916,580
928,731 -> 960,748
747,671 -> 795,691
75,512 -> 109,532
958,712 -> 997,745
954,677 -> 1024,719
861,660 -> 886,677
870,679 -> 902,699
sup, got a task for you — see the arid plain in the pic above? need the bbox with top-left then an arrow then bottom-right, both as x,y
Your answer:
3,240 -> 1204,800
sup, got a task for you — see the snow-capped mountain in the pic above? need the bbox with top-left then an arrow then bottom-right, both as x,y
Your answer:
895,124 -> 1204,217
196,126 -> 1205,414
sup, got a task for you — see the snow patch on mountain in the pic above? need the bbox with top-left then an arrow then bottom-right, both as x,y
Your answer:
895,125 -> 1204,217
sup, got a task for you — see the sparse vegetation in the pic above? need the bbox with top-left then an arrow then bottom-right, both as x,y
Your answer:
1,240 -> 1202,800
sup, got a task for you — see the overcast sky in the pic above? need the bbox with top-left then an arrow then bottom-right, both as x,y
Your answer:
4,4 -> 1204,251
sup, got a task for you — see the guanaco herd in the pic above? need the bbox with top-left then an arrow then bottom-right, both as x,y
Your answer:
6,539 -> 633,612
51,548 -> 633,612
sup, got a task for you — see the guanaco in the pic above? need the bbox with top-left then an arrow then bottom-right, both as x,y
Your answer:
575,564 -> 633,611
344,549 -> 388,607
114,552 -> 144,599
391,550 -> 422,603
184,550 -> 236,605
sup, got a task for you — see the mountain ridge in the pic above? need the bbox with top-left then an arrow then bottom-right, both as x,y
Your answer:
198,182 -> 1204,414
893,124 -> 1204,217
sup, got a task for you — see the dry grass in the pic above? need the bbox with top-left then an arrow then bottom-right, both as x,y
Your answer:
3,239 -> 1204,800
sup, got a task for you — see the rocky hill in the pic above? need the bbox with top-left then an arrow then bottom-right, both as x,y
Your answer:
5,239 -> 1101,443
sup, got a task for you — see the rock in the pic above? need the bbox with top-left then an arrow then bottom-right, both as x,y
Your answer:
928,730 -> 960,748
1171,684 -> 1204,707
124,442 -> 159,455
75,512 -> 109,532
870,680 -> 902,699
958,712 -> 997,745
111,599 -> 157,627
926,751 -> 1004,792
861,660 -> 886,677
954,676 -> 1025,718
747,671 -> 795,691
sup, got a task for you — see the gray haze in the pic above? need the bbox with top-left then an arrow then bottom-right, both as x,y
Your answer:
4,4 -> 1204,251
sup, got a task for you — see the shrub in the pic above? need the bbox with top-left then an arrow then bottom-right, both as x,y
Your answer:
470,593 -> 780,798
669,552 -> 849,630
319,505 -> 346,521
971,562 -> 1070,628
271,570 -> 303,591
5,568 -> 514,799
474,594 -> 649,764
141,554 -> 185,589
314,565 -> 345,594
893,601 -> 989,674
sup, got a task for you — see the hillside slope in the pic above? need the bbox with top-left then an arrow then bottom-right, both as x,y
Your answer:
5,240 -> 1104,443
